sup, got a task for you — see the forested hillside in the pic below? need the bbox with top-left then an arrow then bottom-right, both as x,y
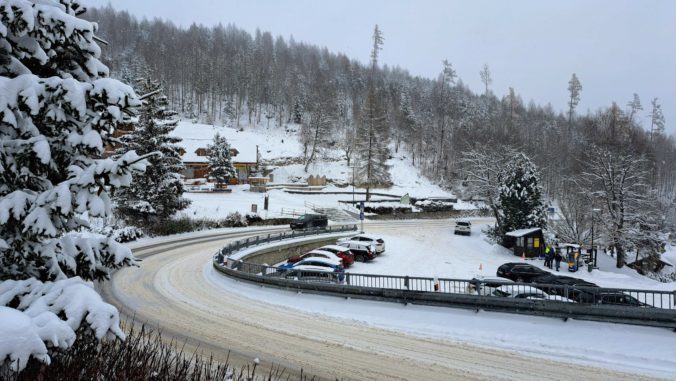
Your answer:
86,6 -> 675,231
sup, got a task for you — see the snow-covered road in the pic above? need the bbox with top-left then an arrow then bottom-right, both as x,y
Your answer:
101,221 -> 676,380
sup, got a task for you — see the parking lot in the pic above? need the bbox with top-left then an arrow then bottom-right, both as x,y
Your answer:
289,221 -> 675,293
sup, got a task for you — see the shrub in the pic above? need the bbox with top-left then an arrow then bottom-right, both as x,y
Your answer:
3,323 -> 303,381
363,205 -> 412,214
112,226 -> 145,243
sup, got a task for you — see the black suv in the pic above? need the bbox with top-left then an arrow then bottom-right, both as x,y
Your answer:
496,263 -> 549,283
290,214 -> 328,230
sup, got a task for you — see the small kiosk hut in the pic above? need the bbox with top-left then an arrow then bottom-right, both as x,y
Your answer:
248,176 -> 269,192
503,228 -> 545,259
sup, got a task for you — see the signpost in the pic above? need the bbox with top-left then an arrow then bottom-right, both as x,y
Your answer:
359,201 -> 364,233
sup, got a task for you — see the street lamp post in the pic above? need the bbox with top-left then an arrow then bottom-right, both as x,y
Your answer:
350,165 -> 356,204
591,208 -> 601,268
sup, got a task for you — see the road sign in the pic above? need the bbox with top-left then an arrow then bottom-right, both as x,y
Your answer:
359,211 -> 364,220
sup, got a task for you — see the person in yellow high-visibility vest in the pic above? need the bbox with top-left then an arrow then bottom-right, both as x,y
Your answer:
544,245 -> 553,269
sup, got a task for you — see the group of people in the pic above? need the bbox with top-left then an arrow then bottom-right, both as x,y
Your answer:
544,244 -> 563,271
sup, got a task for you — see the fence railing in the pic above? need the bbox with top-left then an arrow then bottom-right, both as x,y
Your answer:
213,228 -> 676,328
219,261 -> 676,310
216,224 -> 358,263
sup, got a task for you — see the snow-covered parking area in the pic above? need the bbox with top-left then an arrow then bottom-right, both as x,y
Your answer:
334,222 -> 676,292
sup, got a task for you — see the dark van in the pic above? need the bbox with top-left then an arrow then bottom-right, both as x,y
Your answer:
290,214 -> 328,230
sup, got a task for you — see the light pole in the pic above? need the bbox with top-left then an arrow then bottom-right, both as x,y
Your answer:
591,207 -> 601,268
349,165 -> 356,204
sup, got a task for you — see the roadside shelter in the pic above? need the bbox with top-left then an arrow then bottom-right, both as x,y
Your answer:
503,228 -> 545,258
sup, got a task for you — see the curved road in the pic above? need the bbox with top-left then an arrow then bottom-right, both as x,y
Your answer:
101,220 -> 660,380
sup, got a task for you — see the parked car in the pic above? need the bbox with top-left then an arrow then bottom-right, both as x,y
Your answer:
496,263 -> 550,283
466,276 -> 514,295
336,241 -> 377,262
289,214 -> 328,230
337,234 -> 385,254
317,245 -> 355,267
595,291 -> 652,307
287,249 -> 345,267
277,265 -> 342,284
278,257 -> 345,281
490,285 -> 575,302
531,274 -> 598,288
454,220 -> 471,235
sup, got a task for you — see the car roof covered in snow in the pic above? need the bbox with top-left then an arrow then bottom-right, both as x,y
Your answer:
319,245 -> 351,252
296,256 -> 341,266
306,249 -> 340,258
349,234 -> 381,240
338,240 -> 375,248
496,285 -> 547,295
288,265 -> 335,273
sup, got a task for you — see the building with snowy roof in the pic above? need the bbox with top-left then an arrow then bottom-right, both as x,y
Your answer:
503,228 -> 545,258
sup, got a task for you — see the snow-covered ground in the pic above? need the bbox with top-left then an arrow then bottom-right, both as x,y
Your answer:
199,222 -> 676,378
170,121 -> 676,291
173,121 -> 475,221
205,261 -> 676,379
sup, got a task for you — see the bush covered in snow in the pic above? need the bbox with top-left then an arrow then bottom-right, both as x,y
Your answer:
363,204 -> 412,214
414,200 -> 455,212
2,322 -> 291,380
148,213 -> 250,236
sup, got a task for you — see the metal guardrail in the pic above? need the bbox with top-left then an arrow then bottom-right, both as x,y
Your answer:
215,224 -> 358,262
213,229 -> 676,328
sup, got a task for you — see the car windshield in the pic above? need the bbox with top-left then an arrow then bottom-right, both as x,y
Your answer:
457,222 -> 470,226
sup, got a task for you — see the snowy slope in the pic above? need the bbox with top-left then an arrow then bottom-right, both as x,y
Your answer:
174,121 -> 461,220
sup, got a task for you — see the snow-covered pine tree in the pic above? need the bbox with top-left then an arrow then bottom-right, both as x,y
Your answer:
206,133 -> 237,187
354,25 -> 391,200
498,153 -> 547,236
355,87 -> 391,199
115,73 -> 189,223
1,0 -> 147,370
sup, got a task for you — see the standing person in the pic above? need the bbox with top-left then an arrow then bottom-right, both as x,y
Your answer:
554,250 -> 563,272
544,245 -> 552,269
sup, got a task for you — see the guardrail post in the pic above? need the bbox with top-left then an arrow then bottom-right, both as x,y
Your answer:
345,273 -> 350,285
404,276 -> 409,290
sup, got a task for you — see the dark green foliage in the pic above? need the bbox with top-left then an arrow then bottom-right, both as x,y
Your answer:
498,153 -> 547,236
116,74 -> 190,223
207,134 -> 238,187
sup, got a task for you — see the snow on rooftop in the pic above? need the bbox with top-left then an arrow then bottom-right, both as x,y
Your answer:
505,228 -> 542,237
171,121 -> 302,164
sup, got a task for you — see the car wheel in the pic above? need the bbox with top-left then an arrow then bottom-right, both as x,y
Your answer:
356,254 -> 366,263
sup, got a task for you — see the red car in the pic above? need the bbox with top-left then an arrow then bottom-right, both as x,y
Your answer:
317,245 -> 355,267
287,249 -> 347,267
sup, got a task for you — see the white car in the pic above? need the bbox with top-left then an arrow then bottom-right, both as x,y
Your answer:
492,285 -> 575,302
466,276 -> 515,295
336,241 -> 377,262
337,234 -> 385,254
454,220 -> 471,235
287,249 -> 344,266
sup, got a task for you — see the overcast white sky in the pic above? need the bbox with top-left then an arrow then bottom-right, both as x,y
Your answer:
85,0 -> 675,134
